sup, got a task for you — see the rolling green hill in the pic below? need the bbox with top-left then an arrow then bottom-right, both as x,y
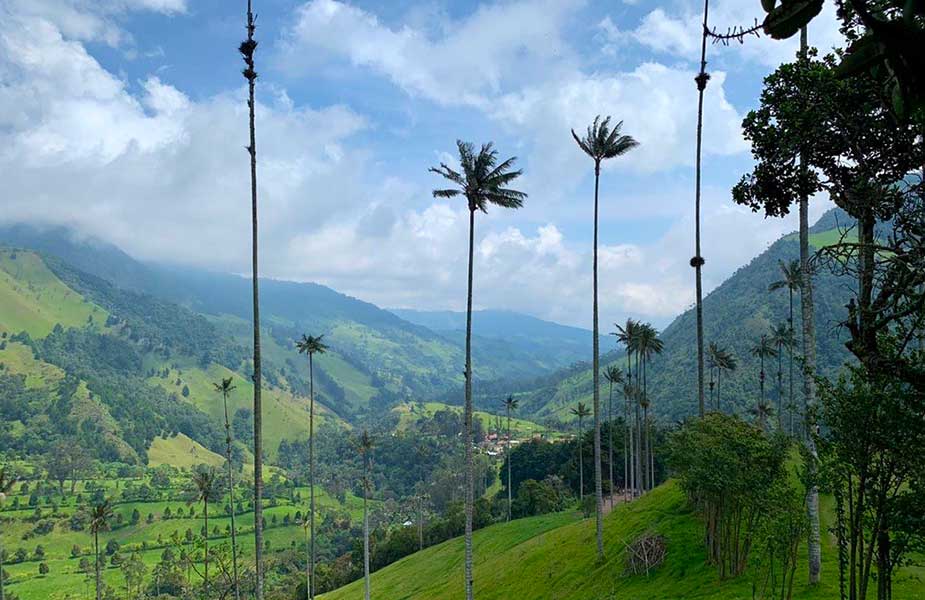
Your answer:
319,481 -> 924,600
494,208 -> 858,424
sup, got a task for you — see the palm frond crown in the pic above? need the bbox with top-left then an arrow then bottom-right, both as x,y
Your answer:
572,115 -> 640,165
430,140 -> 527,213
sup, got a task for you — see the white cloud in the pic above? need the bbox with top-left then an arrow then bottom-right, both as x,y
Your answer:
281,0 -> 582,108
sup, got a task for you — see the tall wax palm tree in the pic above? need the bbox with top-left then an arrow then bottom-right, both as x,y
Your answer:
191,467 -> 217,596
603,366 -> 623,507
239,2 -> 264,595
430,140 -> 526,600
612,319 -> 639,497
358,430 -> 374,600
502,395 -> 519,522
769,323 -> 792,431
213,378 -> 241,600
573,115 -> 638,560
89,500 -> 114,600
692,0 -> 712,418
770,259 -> 802,434
569,402 -> 591,502
620,381 -> 635,501
637,324 -> 664,491
750,335 -> 778,424
0,468 -> 17,600
296,333 -> 328,600
797,26 -> 822,583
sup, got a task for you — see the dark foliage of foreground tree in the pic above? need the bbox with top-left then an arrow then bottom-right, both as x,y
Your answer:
430,140 -> 526,600
759,0 -> 925,121
817,361 -> 925,600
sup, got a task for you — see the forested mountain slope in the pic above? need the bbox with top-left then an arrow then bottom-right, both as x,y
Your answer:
480,208 -> 857,423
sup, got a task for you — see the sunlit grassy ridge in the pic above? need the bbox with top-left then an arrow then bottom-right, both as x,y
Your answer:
148,433 -> 225,469
0,249 -> 108,337
391,401 -> 559,439
320,481 -> 924,600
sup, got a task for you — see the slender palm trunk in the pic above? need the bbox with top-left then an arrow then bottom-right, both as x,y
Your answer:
759,354 -> 766,423
591,163 -> 605,559
94,530 -> 101,600
717,368 -> 722,412
625,356 -> 632,501
777,342 -> 784,430
506,407 -> 513,522
204,500 -> 209,595
243,2 -> 264,596
607,380 -> 614,509
0,531 -> 5,600
577,416 -> 584,502
222,391 -> 241,600
644,356 -> 653,491
799,25 -> 822,585
363,463 -> 371,600
634,352 -> 642,497
464,208 -> 476,600
623,379 -> 630,502
693,0 -> 711,418
789,289 -> 795,437
309,354 -> 316,600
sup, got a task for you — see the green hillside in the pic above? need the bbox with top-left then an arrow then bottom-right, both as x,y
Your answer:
499,209 -> 857,424
320,481 -> 924,600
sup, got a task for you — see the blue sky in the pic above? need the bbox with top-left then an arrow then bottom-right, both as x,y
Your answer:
0,0 -> 842,328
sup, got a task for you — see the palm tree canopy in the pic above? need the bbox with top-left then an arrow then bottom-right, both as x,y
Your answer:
612,319 -> 639,353
707,343 -> 737,372
637,323 -> 664,358
750,335 -> 779,359
769,323 -> 794,348
296,333 -> 328,356
570,402 -> 591,419
89,500 -> 114,534
503,395 -> 519,412
768,259 -> 802,292
191,468 -> 218,505
603,365 -> 624,385
571,115 -> 640,164
430,141 -> 527,213
213,377 -> 236,395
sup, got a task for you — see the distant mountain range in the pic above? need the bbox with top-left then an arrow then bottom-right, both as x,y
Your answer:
0,224 -> 595,463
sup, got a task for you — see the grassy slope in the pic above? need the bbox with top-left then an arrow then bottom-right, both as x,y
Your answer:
320,482 -> 924,600
148,433 -> 225,469
0,249 -> 108,337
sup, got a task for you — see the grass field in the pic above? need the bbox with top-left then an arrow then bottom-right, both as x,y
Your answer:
0,249 -> 108,338
319,481 -> 925,600
0,473 -> 370,600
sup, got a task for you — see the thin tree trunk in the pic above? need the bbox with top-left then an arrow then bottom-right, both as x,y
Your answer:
577,417 -> 584,502
95,530 -> 101,600
623,377 -> 630,501
222,390 -> 241,600
507,407 -> 512,522
799,25 -> 822,586
717,368 -> 722,412
608,380 -> 614,509
591,163 -> 605,560
309,354 -> 316,600
242,2 -> 264,596
204,500 -> 209,596
777,343 -> 784,430
789,289 -> 795,437
464,208 -> 476,600
0,532 -> 4,600
693,0 -> 711,418
363,465 -> 371,600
